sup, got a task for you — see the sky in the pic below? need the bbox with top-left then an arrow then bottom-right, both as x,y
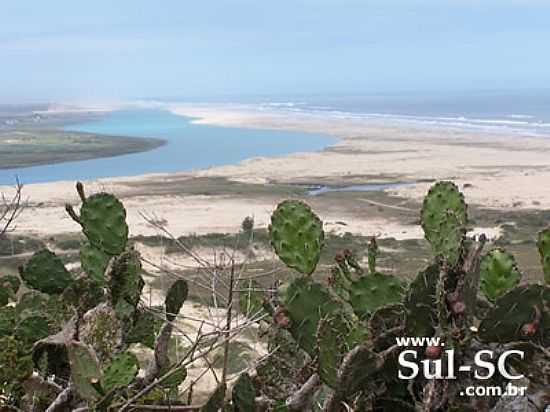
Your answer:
2,0 -> 550,102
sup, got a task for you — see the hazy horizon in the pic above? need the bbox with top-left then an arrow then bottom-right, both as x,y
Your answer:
3,1 -> 550,103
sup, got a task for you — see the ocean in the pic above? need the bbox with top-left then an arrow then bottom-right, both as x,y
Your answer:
253,91 -> 550,137
2,91 -> 549,185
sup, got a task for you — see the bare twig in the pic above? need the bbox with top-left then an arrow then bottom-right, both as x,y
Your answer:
0,178 -> 26,238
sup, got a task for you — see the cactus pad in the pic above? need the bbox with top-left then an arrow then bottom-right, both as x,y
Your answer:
165,279 -> 188,322
269,200 -> 324,275
79,303 -> 123,364
101,351 -> 139,391
80,192 -> 129,255
279,277 -> 344,355
0,306 -> 16,336
368,304 -> 405,351
108,249 -> 144,318
479,284 -> 550,345
479,249 -> 522,301
421,181 -> 467,266
16,291 -> 49,318
158,366 -> 187,389
404,265 -> 439,337
239,280 -> 267,319
20,249 -> 73,295
348,272 -> 405,320
202,384 -> 225,412
336,345 -> 385,397
232,372 -> 256,411
0,275 -> 20,306
537,227 -> 550,285
67,340 -> 102,402
63,275 -> 105,314
127,307 -> 164,349
80,242 -> 110,283
15,315 -> 50,346
316,315 -> 353,387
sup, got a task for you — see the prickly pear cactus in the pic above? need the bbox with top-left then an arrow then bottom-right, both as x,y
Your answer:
232,372 -> 256,411
126,307 -> 164,349
330,345 -> 385,400
79,303 -> 123,364
108,248 -> 144,319
101,351 -> 139,391
404,264 -> 439,337
202,384 -> 225,412
79,192 -> 129,255
348,272 -> 405,320
279,277 -> 344,355
537,227 -> 550,285
269,200 -> 324,275
0,275 -> 20,305
421,181 -> 467,266
19,249 -> 73,294
165,279 -> 188,321
368,303 -> 405,350
239,280 -> 267,319
316,315 -> 356,387
80,242 -> 110,283
479,248 -> 522,301
479,284 -> 549,345
367,237 -> 378,274
67,340 -> 102,402
0,306 -> 16,335
156,366 -> 187,390
14,315 -> 50,345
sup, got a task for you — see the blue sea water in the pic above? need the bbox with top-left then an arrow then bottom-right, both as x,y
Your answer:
0,109 -> 335,185
2,91 -> 550,186
254,91 -> 550,136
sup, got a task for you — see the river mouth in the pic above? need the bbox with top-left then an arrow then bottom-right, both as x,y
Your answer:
306,182 -> 417,196
0,109 -> 335,185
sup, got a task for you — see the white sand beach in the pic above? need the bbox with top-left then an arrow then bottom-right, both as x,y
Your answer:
2,103 -> 550,242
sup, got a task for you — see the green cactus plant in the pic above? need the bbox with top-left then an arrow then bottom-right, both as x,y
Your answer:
0,275 -> 20,306
479,248 -> 522,301
348,272 -> 405,320
316,315 -> 354,387
5,179 -> 550,412
79,192 -> 129,255
421,181 -> 467,266
201,384 -> 225,412
403,264 -> 439,337
479,284 -> 549,345
158,366 -> 187,389
537,227 -> 550,285
14,315 -> 50,345
108,248 -> 144,319
368,303 -> 405,350
239,280 -> 267,319
19,249 -> 73,294
278,277 -> 345,355
165,279 -> 188,321
101,351 -> 139,392
232,372 -> 256,412
67,340 -> 103,402
0,305 -> 16,335
80,241 -> 110,283
367,237 -> 378,274
127,307 -> 164,348
269,199 -> 324,275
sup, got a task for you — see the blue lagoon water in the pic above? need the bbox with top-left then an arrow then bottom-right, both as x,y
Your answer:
0,109 -> 335,185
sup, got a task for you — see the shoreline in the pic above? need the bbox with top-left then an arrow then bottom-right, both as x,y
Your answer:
2,102 -> 550,242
